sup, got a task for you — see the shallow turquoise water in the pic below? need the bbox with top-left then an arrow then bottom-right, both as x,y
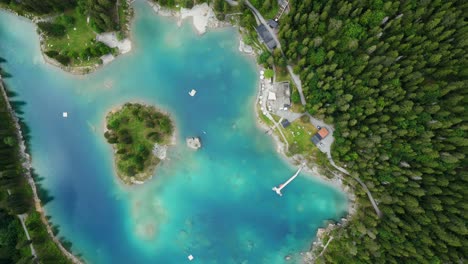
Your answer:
0,2 -> 347,263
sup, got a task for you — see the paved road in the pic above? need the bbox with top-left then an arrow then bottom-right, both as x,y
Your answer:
317,236 -> 334,258
305,113 -> 382,218
224,0 -> 239,6
5,190 -> 36,258
325,151 -> 383,218
18,214 -> 37,258
274,117 -> 289,150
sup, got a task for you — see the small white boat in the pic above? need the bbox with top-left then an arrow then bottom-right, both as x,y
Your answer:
189,89 -> 197,96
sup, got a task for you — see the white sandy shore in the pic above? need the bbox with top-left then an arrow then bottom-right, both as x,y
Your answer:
149,2 -> 226,35
180,3 -> 216,34
96,32 -> 132,54
100,54 -> 115,65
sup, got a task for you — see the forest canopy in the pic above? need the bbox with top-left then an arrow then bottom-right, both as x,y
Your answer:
277,0 -> 467,263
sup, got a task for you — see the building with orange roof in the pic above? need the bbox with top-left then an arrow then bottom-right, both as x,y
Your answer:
310,127 -> 329,145
317,127 -> 329,138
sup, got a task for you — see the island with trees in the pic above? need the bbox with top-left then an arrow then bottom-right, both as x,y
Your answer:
104,103 -> 174,185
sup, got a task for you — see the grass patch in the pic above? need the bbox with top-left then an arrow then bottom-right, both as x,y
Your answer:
41,9 -> 115,67
45,10 -> 95,54
257,107 -> 274,127
275,66 -> 290,82
283,116 -> 318,155
271,113 -> 281,123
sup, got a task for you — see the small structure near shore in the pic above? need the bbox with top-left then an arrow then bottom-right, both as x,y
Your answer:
186,137 -> 202,150
310,127 -> 329,145
267,81 -> 291,112
268,19 -> 279,29
281,119 -> 291,128
256,24 -> 277,50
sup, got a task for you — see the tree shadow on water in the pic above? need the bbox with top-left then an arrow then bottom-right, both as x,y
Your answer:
0,59 -> 12,78
31,168 -> 55,206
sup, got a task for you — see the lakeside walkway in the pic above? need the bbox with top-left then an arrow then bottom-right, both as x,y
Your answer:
6,188 -> 37,259
18,213 -> 36,258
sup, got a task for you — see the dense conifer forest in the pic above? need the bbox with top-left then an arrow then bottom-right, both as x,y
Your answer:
276,0 -> 467,262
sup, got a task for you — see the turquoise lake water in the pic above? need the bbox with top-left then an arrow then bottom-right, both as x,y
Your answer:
0,2 -> 347,263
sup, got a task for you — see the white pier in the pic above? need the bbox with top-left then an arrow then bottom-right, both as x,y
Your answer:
272,164 -> 305,196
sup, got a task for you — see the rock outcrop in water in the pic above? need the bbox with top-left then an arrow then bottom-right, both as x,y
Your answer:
186,137 -> 201,150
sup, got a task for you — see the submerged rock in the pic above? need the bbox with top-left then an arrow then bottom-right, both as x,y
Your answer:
186,137 -> 201,150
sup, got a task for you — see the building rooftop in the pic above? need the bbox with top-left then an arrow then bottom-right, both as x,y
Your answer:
311,134 -> 321,145
268,91 -> 277,101
317,127 -> 329,139
256,24 -> 277,50
310,128 -> 329,145
267,82 -> 291,113
267,19 -> 279,29
281,119 -> 291,128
